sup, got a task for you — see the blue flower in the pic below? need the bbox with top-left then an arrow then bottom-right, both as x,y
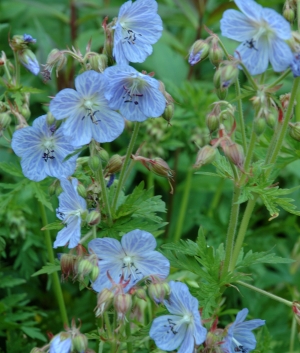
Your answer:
88,229 -> 170,293
54,178 -> 87,249
50,334 -> 72,353
220,0 -> 293,75
23,34 -> 36,43
113,0 -> 163,65
221,308 -> 265,353
11,115 -> 77,182
49,70 -> 125,147
19,49 -> 40,75
291,53 -> 300,77
149,281 -> 207,353
103,65 -> 166,122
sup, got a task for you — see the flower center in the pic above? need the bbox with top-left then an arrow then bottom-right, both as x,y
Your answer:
82,100 -> 101,124
121,255 -> 143,284
232,337 -> 247,353
164,314 -> 192,335
122,77 -> 146,105
120,23 -> 142,45
42,138 -> 55,162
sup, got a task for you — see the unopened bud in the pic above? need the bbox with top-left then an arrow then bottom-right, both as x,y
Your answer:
102,18 -> 115,60
283,5 -> 295,23
72,333 -> 88,353
99,148 -> 109,163
215,87 -> 228,100
135,287 -> 147,301
96,288 -> 114,317
18,49 -> 40,75
194,145 -> 217,169
20,104 -> 31,119
188,39 -> 210,65
220,64 -> 239,89
148,282 -> 168,304
42,49 -> 67,81
206,112 -> 219,133
223,142 -> 244,169
30,348 -> 44,353
77,254 -> 99,279
86,210 -> 101,226
77,183 -> 87,199
49,179 -> 60,197
105,154 -> 124,174
254,117 -> 266,136
0,113 -> 11,130
60,253 -> 77,280
148,158 -> 174,179
265,112 -> 277,128
114,293 -> 132,320
89,53 -> 108,73
162,102 -> 174,125
89,155 -> 101,172
10,34 -> 36,51
289,122 -> 300,141
209,37 -> 224,67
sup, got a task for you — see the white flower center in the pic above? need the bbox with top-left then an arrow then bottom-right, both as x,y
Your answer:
83,100 -> 94,110
41,137 -> 56,163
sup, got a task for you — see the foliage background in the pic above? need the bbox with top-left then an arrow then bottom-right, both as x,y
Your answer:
0,0 -> 299,352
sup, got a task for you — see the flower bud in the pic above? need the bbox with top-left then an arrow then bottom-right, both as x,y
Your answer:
254,117 -> 266,136
72,333 -> 88,353
18,49 -> 40,75
220,64 -> 239,89
42,49 -> 67,81
88,53 -> 108,73
86,210 -> 101,226
162,102 -> 174,125
30,348 -> 44,353
20,104 -> 31,119
89,155 -> 101,172
223,142 -> 245,169
213,68 -> 222,89
60,253 -> 77,280
105,154 -> 124,175
10,34 -> 36,51
209,37 -> 224,67
148,157 -> 174,179
206,112 -> 219,133
193,145 -> 217,169
135,287 -> 147,301
77,183 -> 87,199
265,112 -> 277,128
77,254 -> 99,279
148,282 -> 168,304
95,288 -> 114,317
188,39 -> 210,65
114,293 -> 132,320
99,148 -> 109,163
215,87 -> 228,100
289,122 -> 300,141
0,112 -> 11,130
102,17 -> 115,60
283,4 -> 295,23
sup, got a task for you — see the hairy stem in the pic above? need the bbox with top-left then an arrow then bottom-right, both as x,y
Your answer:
125,321 -> 133,353
235,79 -> 247,152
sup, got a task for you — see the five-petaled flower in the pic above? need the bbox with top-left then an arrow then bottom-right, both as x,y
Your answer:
220,0 -> 293,75
49,70 -> 125,147
220,308 -> 265,353
149,281 -> 207,353
103,65 -> 166,122
54,178 -> 87,249
113,0 -> 163,65
88,229 -> 170,293
11,115 -> 77,182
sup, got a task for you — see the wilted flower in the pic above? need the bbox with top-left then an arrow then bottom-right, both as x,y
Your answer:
54,178 -> 87,249
103,65 -> 166,122
221,308 -> 265,353
113,0 -> 163,65
220,0 -> 293,75
50,70 -> 125,146
88,229 -> 170,293
11,115 -> 77,182
150,281 -> 207,353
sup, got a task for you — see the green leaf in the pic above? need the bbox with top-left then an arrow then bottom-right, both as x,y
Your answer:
0,276 -> 26,288
41,220 -> 64,231
237,250 -> 294,269
31,182 -> 53,211
21,326 -> 47,341
31,261 -> 61,277
0,162 -> 24,178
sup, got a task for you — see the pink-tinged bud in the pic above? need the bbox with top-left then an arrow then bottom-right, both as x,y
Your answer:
114,293 -> 132,320
265,112 -> 277,128
102,17 -> 115,61
86,210 -> 101,226
105,154 -> 124,175
148,158 -> 174,180
292,302 -> 300,325
193,145 -> 217,169
209,37 -> 224,67
206,112 -> 219,133
72,333 -> 88,353
88,155 -> 101,172
88,53 -> 108,73
135,287 -> 147,301
223,142 -> 245,169
188,39 -> 210,65
254,117 -> 266,136
289,122 -> 300,141
280,93 -> 292,111
95,288 -> 114,317
148,282 -> 169,304
18,49 -> 40,75
60,253 -> 77,280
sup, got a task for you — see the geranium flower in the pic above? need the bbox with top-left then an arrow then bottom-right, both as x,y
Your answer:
103,65 -> 166,122
221,308 -> 265,353
149,281 -> 207,353
113,0 -> 163,65
220,0 -> 293,75
50,334 -> 72,353
11,115 -> 77,182
54,178 -> 87,249
49,70 -> 125,147
88,229 -> 170,293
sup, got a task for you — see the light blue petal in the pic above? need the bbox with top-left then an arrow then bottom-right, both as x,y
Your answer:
262,8 -> 291,40
133,251 -> 170,281
89,237 -> 124,259
164,281 -> 193,316
234,0 -> 263,22
11,125 -> 41,157
236,319 -> 265,331
193,317 -> 207,345
53,216 -> 81,248
268,39 -> 293,72
50,89 -> 81,120
50,335 -> 72,353
121,229 -> 157,254
74,70 -> 103,97
234,38 -> 269,75
149,315 -> 186,351
235,308 -> 249,324
90,260 -> 123,293
20,147 -> 47,181
119,100 -> 147,122
220,10 -> 257,42
139,80 -> 165,117
233,330 -> 256,352
177,326 -> 194,353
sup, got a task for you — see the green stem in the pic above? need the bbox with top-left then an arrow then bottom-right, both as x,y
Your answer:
239,127 -> 256,186
13,51 -> 20,86
3,60 -> 12,83
267,78 -> 300,171
98,340 -> 104,353
289,317 -> 297,353
265,121 -> 281,164
222,185 -> 241,274
96,158 -> 112,226
173,168 -> 193,242
207,179 -> 225,218
229,196 -> 258,271
125,321 -> 133,353
38,201 -> 69,326
111,123 -> 140,214
235,79 -> 247,152
266,69 -> 291,90
237,281 -> 293,307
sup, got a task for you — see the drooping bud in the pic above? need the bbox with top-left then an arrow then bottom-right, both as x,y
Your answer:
60,253 -> 77,281
114,293 -> 132,321
88,155 -> 101,172
20,104 -> 31,120
283,3 -> 295,23
206,111 -> 219,133
162,102 -> 174,125
10,34 -> 36,51
95,288 -> 114,317
209,37 -> 224,67
88,53 -> 108,73
265,111 -> 277,128
148,157 -> 174,180
86,210 -> 101,227
193,145 -> 217,169
72,333 -> 88,353
254,117 -> 266,136
42,49 -> 67,81
102,17 -> 115,61
148,282 -> 169,304
223,142 -> 245,170
105,154 -> 124,175
77,254 -> 99,280
220,64 -> 239,89
18,49 -> 40,75
188,39 -> 210,65
289,122 -> 300,141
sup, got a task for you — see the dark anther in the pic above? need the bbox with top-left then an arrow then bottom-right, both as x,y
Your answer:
42,148 -> 55,162
82,109 -> 101,124
243,38 -> 258,51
